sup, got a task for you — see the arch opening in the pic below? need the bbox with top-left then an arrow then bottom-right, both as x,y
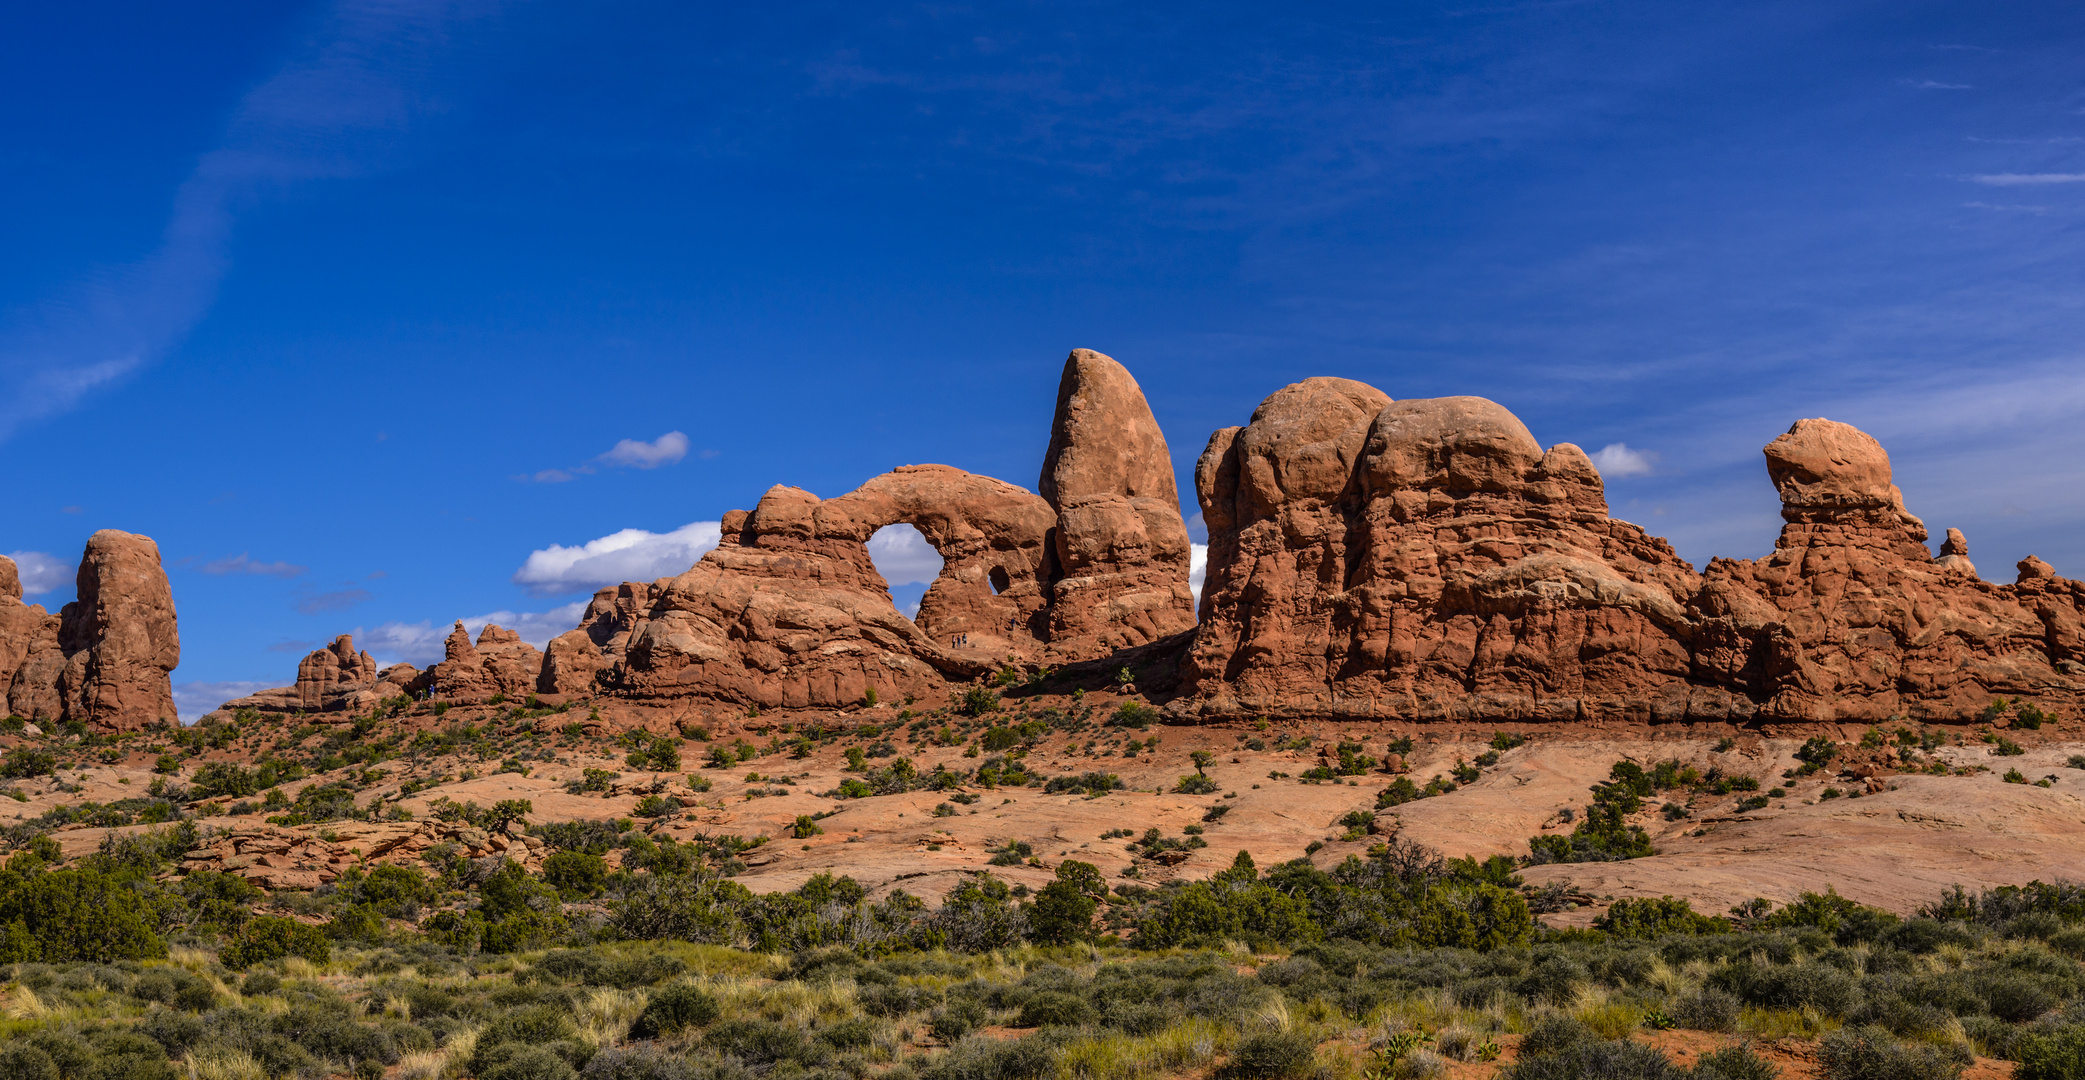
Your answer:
867,523 -> 944,620
988,566 -> 1011,595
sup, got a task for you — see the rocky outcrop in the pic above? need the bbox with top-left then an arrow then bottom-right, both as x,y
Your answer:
609,465 -> 1055,710
1039,349 -> 1198,658
298,635 -> 378,707
1184,384 -> 1703,721
0,555 -> 64,722
1690,418 -> 2083,721
410,622 -> 542,704
1185,402 -> 2085,723
197,353 -> 2085,728
0,532 -> 179,731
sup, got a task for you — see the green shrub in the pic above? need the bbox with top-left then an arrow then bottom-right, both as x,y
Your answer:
190,761 -> 258,798
2018,1025 -> 2085,1080
1221,1031 -> 1316,1079
627,736 -> 683,772
1174,774 -> 1219,795
219,914 -> 331,969
0,1043 -> 59,1080
631,981 -> 721,1037
543,851 -> 609,898
791,815 -> 824,839
0,868 -> 168,962
1672,988 -> 1741,1033
1016,990 -> 1095,1027
1,747 -> 56,779
1504,1039 -> 1684,1080
955,687 -> 1001,718
1817,1025 -> 1968,1080
929,999 -> 987,1043
1594,896 -> 1727,938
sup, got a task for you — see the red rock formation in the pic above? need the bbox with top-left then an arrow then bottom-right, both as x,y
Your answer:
3,535 -> 183,729
1185,384 -> 1702,721
298,635 -> 378,708
43,531 -> 181,731
0,554 -> 65,721
610,465 -> 1054,710
1039,349 -> 1197,658
1692,418 -> 2081,721
408,622 -> 542,704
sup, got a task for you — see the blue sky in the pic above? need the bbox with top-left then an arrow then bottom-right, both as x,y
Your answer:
6,2 -> 2084,718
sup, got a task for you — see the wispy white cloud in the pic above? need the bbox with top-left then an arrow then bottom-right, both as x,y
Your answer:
1902,79 -> 1972,90
868,523 -> 943,586
512,521 -> 721,596
5,551 -> 70,598
0,1 -> 498,443
599,431 -> 690,469
1589,442 -> 1659,477
1968,173 -> 2085,186
358,601 -> 589,667
173,680 -> 276,723
295,587 -> 373,614
522,431 -> 696,482
1190,543 -> 1207,608
198,552 -> 308,578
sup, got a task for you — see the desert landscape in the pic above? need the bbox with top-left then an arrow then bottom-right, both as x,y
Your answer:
5,352 -> 2085,1080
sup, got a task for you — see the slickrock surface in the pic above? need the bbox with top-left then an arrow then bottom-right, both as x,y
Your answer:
14,697 -> 2085,922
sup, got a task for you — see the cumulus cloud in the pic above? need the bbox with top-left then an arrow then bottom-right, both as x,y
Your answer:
600,431 -> 690,469
199,552 -> 308,578
1590,443 -> 1659,478
173,680 -> 276,724
1190,543 -> 1208,608
868,524 -> 944,586
5,551 -> 70,597
1969,173 -> 2085,186
358,601 -> 589,667
512,521 -> 721,596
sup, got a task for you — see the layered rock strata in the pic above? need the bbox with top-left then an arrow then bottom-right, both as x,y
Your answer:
1688,419 -> 2084,721
1184,392 -> 2085,723
1185,385 -> 1702,721
0,532 -> 180,731
205,355 -> 2085,726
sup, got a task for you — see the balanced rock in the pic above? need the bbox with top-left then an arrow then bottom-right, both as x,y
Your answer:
1693,418 -> 2074,721
1038,349 -> 1197,657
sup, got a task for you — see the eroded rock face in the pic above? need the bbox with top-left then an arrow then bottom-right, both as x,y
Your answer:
1039,349 -> 1197,657
403,622 -> 542,704
298,635 -> 379,708
609,465 -> 1054,709
1187,405 -> 2085,722
0,554 -> 65,722
32,532 -> 182,731
1693,419 -> 2083,721
1185,384 -> 1702,721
